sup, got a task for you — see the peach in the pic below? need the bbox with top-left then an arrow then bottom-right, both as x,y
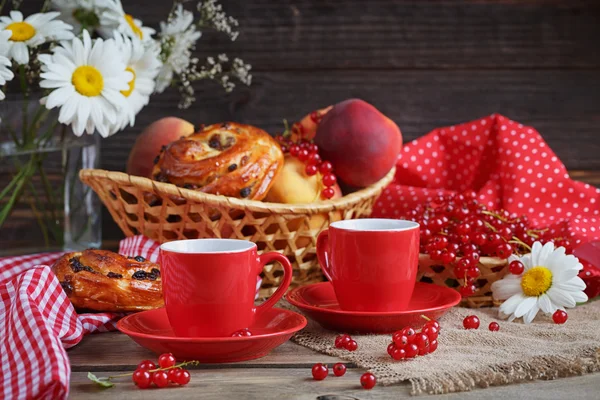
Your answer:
314,99 -> 402,187
126,117 -> 195,177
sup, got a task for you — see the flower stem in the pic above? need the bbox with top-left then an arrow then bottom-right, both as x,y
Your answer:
100,360 -> 201,382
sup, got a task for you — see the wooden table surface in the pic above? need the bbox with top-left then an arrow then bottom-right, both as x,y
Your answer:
69,332 -> 600,400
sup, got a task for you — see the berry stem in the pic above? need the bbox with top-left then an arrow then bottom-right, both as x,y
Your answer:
481,210 -> 508,223
420,314 -> 432,322
508,236 -> 532,252
103,360 -> 200,381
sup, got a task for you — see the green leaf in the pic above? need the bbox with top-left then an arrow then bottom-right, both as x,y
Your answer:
87,372 -> 114,388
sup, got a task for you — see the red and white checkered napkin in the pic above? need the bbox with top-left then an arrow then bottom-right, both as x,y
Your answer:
0,236 -> 160,400
370,113 -> 600,296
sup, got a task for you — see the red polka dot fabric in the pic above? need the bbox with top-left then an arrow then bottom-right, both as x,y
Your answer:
372,113 -> 600,243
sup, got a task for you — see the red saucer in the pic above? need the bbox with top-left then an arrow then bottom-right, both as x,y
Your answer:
117,307 -> 307,363
286,282 -> 461,333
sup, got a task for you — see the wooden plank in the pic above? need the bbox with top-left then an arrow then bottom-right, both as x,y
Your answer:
101,70 -> 600,171
68,333 -> 342,371
69,368 -> 600,400
121,0 -> 600,70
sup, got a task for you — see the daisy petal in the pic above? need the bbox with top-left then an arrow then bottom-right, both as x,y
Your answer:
553,268 -> 580,282
571,291 -> 588,304
514,296 -> 537,318
554,277 -> 586,292
499,293 -> 526,316
537,293 -> 555,314
523,304 -> 539,324
537,242 -> 555,267
491,278 -> 522,300
547,287 -> 576,308
530,242 -> 543,266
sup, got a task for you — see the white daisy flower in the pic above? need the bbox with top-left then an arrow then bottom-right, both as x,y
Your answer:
51,0 -> 111,34
155,4 -> 201,93
0,31 -> 14,100
98,0 -> 155,42
38,30 -> 133,138
491,241 -> 588,324
112,32 -> 161,130
0,11 -> 74,65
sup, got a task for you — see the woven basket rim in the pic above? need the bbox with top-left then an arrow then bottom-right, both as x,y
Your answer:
79,167 -> 396,214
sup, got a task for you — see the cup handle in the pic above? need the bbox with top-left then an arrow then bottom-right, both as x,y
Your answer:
316,229 -> 333,281
255,252 -> 293,315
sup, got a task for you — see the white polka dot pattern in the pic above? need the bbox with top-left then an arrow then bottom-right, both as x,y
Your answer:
371,114 -> 600,242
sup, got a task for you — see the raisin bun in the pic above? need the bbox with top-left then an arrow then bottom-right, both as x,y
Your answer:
151,122 -> 284,200
52,249 -> 163,312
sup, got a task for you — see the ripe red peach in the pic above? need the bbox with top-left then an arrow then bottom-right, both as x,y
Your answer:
126,117 -> 195,177
314,99 -> 402,187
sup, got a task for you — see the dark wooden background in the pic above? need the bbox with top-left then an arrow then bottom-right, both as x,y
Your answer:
39,0 -> 600,242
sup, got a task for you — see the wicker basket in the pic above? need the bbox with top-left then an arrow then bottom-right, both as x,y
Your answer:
418,253 -> 510,308
79,167 -> 395,296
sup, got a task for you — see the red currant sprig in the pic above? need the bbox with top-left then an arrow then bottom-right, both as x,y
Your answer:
88,353 -> 198,389
404,191 -> 576,299
387,316 -> 440,361
334,334 -> 358,351
276,134 -> 338,200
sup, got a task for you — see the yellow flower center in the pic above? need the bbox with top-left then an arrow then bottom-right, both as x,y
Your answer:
72,66 -> 104,97
124,14 -> 143,39
6,21 -> 36,42
521,266 -> 553,297
121,67 -> 136,97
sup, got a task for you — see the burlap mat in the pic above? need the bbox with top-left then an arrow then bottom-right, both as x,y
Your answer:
289,301 -> 600,395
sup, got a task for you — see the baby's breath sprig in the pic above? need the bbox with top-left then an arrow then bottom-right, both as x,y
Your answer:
197,0 -> 239,41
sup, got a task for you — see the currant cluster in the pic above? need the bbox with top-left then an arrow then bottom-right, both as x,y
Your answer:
275,134 -> 338,199
334,334 -> 358,351
311,362 -> 376,390
403,191 -> 574,297
387,319 -> 440,360
132,353 -> 191,389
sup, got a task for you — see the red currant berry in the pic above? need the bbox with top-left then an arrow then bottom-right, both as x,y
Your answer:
387,342 -> 396,356
414,333 -> 430,350
447,242 -> 460,253
509,260 -> 525,275
176,369 -> 191,385
298,149 -> 310,161
460,284 -> 477,297
488,233 -> 503,247
429,339 -> 438,353
465,251 -> 480,264
489,322 -> 500,331
308,143 -> 319,154
280,145 -> 288,153
321,187 -> 335,199
495,242 -> 513,259
168,367 -> 181,382
498,226 -> 513,240
311,363 -> 328,380
405,343 -> 419,358
289,144 -> 300,156
346,340 -> 358,351
333,363 -> 347,377
422,326 -> 439,341
461,243 -> 478,254
456,223 -> 472,235
392,332 -> 408,347
322,173 -> 337,187
425,320 -> 440,331
335,334 -> 351,349
472,232 -> 487,246
467,266 -> 481,279
319,161 -> 333,174
463,315 -> 480,329
429,249 -> 443,261
454,264 -> 468,279
158,353 -> 176,368
440,250 -> 457,264
360,372 -> 377,390
391,347 -> 406,360
305,164 -> 318,176
430,235 -> 449,250
428,218 -> 444,231
401,327 -> 416,338
310,111 -> 319,122
136,360 -> 156,371
553,310 -> 568,324
308,152 -> 321,165
152,370 -> 169,388
132,369 -> 152,389
418,345 -> 430,356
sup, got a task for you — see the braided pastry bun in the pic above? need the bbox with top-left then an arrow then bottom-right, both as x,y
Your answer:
52,249 -> 163,312
151,122 -> 284,200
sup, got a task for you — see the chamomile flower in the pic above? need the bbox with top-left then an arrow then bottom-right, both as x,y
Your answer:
98,0 -> 155,42
112,33 -> 161,130
0,31 -> 14,100
155,4 -> 201,93
51,0 -> 111,34
38,30 -> 133,137
491,241 -> 588,324
0,11 -> 74,65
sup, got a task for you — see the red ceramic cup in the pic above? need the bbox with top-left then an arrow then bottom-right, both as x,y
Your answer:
316,219 -> 419,312
160,239 -> 292,337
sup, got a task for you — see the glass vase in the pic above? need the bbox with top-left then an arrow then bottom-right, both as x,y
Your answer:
0,96 -> 101,256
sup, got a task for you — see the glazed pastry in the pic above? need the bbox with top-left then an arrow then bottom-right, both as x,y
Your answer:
52,249 -> 163,312
151,122 -> 284,200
